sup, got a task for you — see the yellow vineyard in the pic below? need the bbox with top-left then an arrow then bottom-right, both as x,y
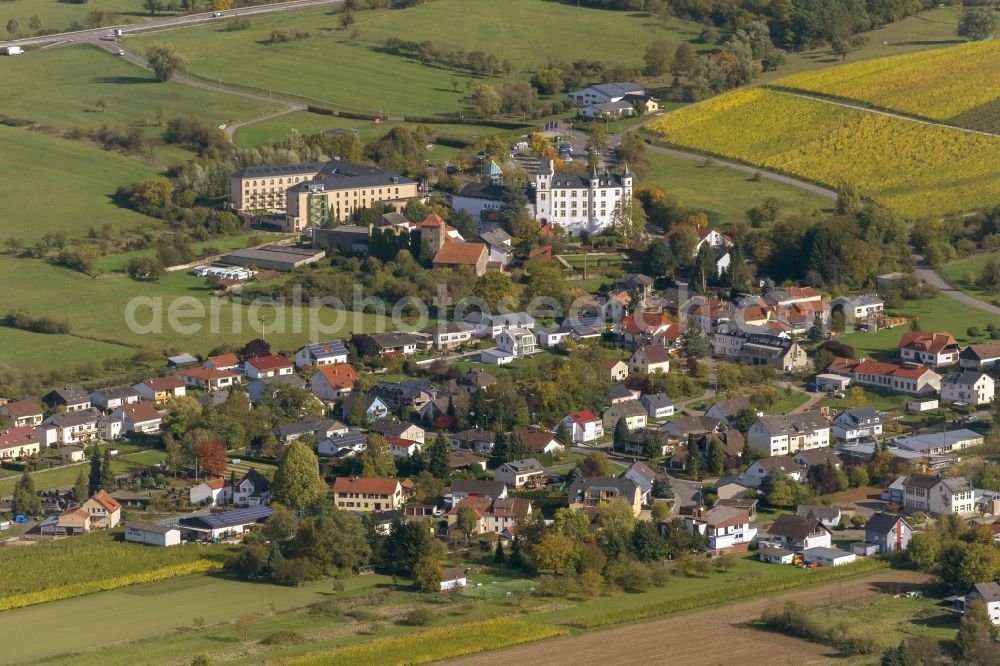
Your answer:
647,88 -> 1000,218
774,41 -> 1000,123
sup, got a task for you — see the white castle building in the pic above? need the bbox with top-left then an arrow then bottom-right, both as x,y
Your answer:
533,159 -> 632,235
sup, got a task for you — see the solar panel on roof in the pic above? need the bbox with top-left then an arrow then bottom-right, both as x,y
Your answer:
179,506 -> 272,529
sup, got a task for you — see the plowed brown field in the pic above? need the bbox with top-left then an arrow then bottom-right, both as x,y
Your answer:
446,570 -> 933,666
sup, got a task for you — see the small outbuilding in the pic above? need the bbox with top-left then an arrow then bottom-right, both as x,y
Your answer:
440,567 -> 468,591
802,546 -> 857,567
124,521 -> 182,547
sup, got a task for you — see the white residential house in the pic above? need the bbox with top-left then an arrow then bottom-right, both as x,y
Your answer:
132,377 -> 186,405
0,399 -> 44,427
897,331 -> 960,367
114,401 -> 162,434
831,294 -> 884,329
462,312 -> 536,338
940,370 -> 995,406
629,344 -> 671,374
233,469 -> 271,507
294,340 -> 349,369
190,478 -> 232,506
903,474 -> 975,515
747,412 -> 830,457
602,400 -> 648,432
958,583 -> 1000,626
605,359 -> 629,382
37,409 -> 100,447
565,81 -> 643,106
89,387 -> 141,412
310,364 -> 357,401
831,408 -> 883,442
496,327 -> 537,359
744,455 -> 805,484
493,459 -> 546,489
640,393 -> 674,419
683,506 -> 757,552
244,355 -> 295,379
563,410 -> 604,443
828,357 -> 942,396
765,514 -> 833,551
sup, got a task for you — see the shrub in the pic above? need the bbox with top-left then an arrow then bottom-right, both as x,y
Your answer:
260,631 -> 305,646
223,17 -> 250,31
399,607 -> 436,626
345,608 -> 379,622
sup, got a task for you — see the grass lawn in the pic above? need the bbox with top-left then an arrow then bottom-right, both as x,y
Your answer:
640,149 -> 832,227
819,387 -> 907,414
2,0 -> 167,34
0,459 -> 135,496
0,326 -> 125,372
118,449 -> 169,466
939,252 -> 1000,305
767,390 -> 810,415
3,45 -> 282,156
90,232 -> 287,274
0,125 -> 160,243
839,294 -> 998,362
757,6 -> 963,82
0,254 -> 401,372
233,111 -> 519,149
131,0 -> 706,116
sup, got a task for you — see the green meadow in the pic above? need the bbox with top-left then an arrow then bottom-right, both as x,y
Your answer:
131,0 -> 705,115
0,0 -> 164,35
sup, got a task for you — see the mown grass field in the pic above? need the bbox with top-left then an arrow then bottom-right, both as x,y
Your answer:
839,293 -> 997,361
130,0 -> 705,116
756,5 -> 963,82
2,45 -> 282,145
648,87 -> 1000,218
640,149 -> 832,225
15,553 -> 844,665
0,0 -> 162,34
773,40 -> 1000,126
0,253 -> 398,372
0,124 -> 160,242
939,252 -> 1000,303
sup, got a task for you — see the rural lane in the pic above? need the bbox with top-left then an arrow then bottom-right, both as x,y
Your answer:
445,570 -> 933,666
913,257 -> 1000,316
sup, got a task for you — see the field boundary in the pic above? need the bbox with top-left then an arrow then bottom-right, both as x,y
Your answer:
570,557 -> 891,629
765,86 -> 999,138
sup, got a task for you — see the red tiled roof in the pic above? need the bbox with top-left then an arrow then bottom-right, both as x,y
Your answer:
246,355 -> 294,371
420,212 -> 446,228
204,477 -> 227,490
567,410 -> 598,424
89,490 -> 122,513
898,331 -> 957,354
386,436 -> 418,448
121,401 -> 161,423
830,357 -> 931,380
178,368 -> 240,381
636,344 -> 671,364
0,425 -> 39,450
332,477 -> 401,495
433,242 -> 487,266
621,311 -> 673,335
1,399 -> 42,418
314,363 -> 357,390
206,353 -> 240,367
141,376 -> 185,391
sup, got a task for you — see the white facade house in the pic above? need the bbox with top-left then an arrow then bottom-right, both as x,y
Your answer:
684,506 -> 757,552
565,82 -> 643,106
898,331 -> 960,367
37,409 -> 101,447
244,355 -> 295,379
629,344 -> 671,375
831,408 -> 883,442
496,327 -> 537,359
602,400 -> 648,432
959,342 -> 1000,371
563,410 -> 604,443
190,478 -> 231,506
533,159 -> 632,235
903,474 -> 975,515
802,547 -> 857,567
960,583 -> 1000,626
940,370 -> 995,406
765,514 -> 833,551
124,522 -> 182,547
747,412 -> 830,457
493,459 -> 546,489
295,340 -> 349,369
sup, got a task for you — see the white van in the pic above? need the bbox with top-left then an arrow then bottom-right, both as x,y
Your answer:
2,46 -> 24,55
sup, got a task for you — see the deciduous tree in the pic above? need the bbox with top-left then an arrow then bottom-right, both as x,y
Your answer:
272,441 -> 326,510
145,42 -> 188,82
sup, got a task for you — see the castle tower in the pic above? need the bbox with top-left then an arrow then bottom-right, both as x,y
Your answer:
420,212 -> 448,252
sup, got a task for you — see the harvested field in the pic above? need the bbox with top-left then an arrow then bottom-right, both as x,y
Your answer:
446,570 -> 933,666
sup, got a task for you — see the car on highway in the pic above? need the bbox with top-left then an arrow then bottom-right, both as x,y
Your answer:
212,11 -> 223,17
117,49 -> 125,56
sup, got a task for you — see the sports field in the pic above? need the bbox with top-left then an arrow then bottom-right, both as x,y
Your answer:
130,0 -> 705,115
648,87 -> 1000,218
2,45 -> 282,141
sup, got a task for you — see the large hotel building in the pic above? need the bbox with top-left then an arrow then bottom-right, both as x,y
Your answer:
229,159 -> 418,232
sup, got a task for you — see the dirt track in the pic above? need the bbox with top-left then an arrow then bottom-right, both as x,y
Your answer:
446,571 -> 932,666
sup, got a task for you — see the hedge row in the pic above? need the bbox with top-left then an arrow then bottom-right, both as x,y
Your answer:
304,106 -> 531,129
570,558 -> 891,629
281,618 -> 567,666
0,559 -> 224,611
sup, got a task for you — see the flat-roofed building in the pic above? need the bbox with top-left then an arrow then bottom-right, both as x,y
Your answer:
221,245 -> 325,272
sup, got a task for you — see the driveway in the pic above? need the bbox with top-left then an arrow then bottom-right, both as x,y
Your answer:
913,254 -> 1000,316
